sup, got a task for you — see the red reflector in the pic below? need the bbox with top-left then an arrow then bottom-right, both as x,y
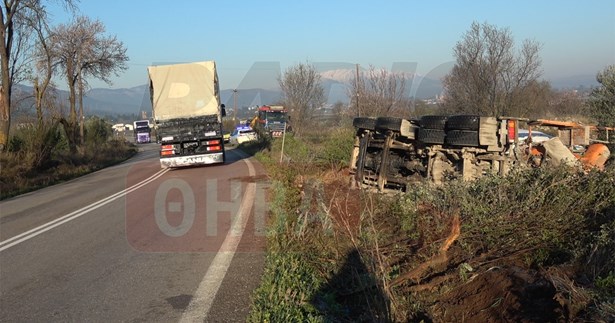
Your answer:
207,145 -> 221,151
161,144 -> 174,150
205,140 -> 220,145
507,120 -> 516,141
161,150 -> 174,156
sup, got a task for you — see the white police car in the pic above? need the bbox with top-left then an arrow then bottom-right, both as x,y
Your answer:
229,126 -> 257,145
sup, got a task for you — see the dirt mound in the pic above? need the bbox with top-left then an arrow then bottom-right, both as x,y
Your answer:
431,266 -> 563,322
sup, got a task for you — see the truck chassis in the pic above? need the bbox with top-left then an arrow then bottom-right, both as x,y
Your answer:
350,115 -> 611,191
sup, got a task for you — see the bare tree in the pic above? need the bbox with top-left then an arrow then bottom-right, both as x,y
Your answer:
0,0 -> 75,150
26,3 -> 58,126
442,21 -> 542,117
349,65 -> 408,118
50,16 -> 128,149
507,79 -> 551,118
278,62 -> 325,136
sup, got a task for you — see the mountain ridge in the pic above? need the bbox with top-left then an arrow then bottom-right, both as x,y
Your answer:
13,71 -> 598,117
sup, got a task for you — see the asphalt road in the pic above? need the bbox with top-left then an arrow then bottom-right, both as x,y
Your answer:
0,144 -> 267,322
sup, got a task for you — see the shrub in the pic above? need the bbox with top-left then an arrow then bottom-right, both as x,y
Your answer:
85,116 -> 112,148
316,127 -> 355,169
0,123 -> 136,200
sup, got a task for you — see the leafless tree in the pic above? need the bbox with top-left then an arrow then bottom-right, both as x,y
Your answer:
546,88 -> 586,119
0,0 -> 75,150
50,16 -> 128,149
26,4 -> 58,126
278,62 -> 325,136
349,65 -> 408,118
441,21 -> 543,117
510,80 -> 551,118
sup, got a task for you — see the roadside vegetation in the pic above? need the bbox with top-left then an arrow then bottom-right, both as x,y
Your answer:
0,1 -> 133,200
0,117 -> 136,200
247,123 -> 615,322
248,21 -> 615,323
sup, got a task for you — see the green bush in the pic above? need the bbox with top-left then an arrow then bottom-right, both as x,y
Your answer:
595,271 -> 615,299
7,133 -> 25,152
85,116 -> 112,147
248,180 -> 326,322
248,252 -> 324,323
316,127 -> 355,169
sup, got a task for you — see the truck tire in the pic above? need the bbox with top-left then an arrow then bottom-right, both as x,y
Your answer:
353,117 -> 377,131
420,115 -> 448,130
446,115 -> 480,131
445,130 -> 480,146
375,117 -> 404,132
418,128 -> 446,144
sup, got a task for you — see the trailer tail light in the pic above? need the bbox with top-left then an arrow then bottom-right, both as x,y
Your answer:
161,144 -> 175,156
207,145 -> 222,151
507,120 -> 516,142
204,140 -> 220,145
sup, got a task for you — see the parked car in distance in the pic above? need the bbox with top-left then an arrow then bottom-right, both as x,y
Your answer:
518,129 -> 552,143
229,126 -> 257,145
223,131 -> 231,143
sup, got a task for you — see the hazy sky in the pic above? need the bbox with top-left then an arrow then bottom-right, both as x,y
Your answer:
48,0 -> 615,90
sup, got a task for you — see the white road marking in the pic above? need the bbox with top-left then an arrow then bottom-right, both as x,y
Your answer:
0,168 -> 169,252
179,152 -> 256,323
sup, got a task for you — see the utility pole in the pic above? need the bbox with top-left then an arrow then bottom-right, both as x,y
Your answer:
355,64 -> 361,117
233,89 -> 238,122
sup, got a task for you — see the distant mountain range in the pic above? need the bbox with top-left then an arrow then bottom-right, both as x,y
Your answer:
12,70 -> 598,118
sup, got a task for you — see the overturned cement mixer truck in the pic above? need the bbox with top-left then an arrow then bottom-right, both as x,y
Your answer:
349,115 -> 612,191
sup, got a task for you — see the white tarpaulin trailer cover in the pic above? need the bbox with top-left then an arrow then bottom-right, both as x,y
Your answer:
148,61 -> 221,121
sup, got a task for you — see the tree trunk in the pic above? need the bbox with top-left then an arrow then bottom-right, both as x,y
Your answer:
0,118 -> 9,151
59,117 -> 78,154
79,74 -> 84,145
66,67 -> 78,153
0,85 -> 10,150
34,78 -> 43,128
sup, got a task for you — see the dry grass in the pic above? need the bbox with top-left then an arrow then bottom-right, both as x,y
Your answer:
1,138 -> 136,200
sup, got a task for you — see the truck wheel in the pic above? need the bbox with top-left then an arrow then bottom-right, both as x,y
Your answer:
446,115 -> 480,131
420,115 -> 448,130
445,130 -> 480,146
353,117 -> 377,131
375,117 -> 404,132
418,128 -> 446,144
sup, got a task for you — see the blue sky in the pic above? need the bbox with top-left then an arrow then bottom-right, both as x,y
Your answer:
48,0 -> 615,90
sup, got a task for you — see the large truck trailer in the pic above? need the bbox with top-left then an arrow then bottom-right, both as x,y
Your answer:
148,61 -> 226,168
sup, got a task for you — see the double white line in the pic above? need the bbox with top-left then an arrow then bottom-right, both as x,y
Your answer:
0,168 -> 169,252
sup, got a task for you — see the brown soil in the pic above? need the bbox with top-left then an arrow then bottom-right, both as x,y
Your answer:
319,169 -> 364,232
431,266 -> 563,322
